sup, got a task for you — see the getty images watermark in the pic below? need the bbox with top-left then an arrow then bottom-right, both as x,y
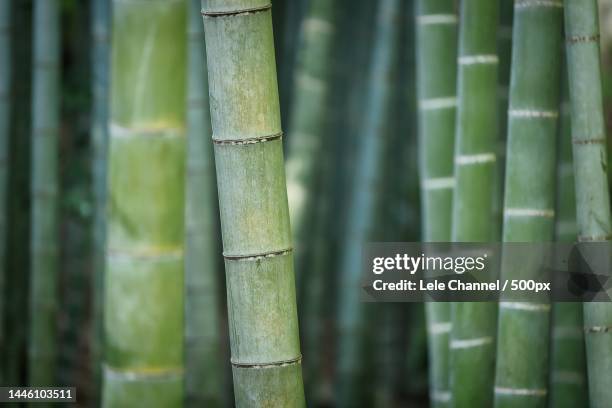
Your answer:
361,242 -> 612,302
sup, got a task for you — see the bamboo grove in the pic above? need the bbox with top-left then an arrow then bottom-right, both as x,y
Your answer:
0,0 -> 612,407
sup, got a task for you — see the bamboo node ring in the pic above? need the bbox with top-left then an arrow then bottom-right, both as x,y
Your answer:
567,34 -> 600,44
494,387 -> 547,396
213,131 -> 283,146
578,234 -> 612,242
223,247 -> 293,261
202,4 -> 272,17
585,326 -> 612,333
514,0 -> 563,9
572,137 -> 606,145
231,355 -> 302,368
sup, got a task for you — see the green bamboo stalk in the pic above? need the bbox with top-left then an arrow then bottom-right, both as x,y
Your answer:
185,0 -> 222,406
201,1 -> 305,406
450,0 -> 499,406
102,1 -> 186,406
335,1 -> 401,406
285,0 -> 336,299
549,61 -> 588,408
90,0 -> 110,401
0,0 -> 11,385
564,2 -> 612,407
494,2 -> 563,407
28,0 -> 60,388
415,1 -> 457,406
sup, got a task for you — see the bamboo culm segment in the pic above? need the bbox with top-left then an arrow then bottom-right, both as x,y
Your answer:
564,2 -> 612,407
415,0 -> 457,407
29,0 -> 60,389
90,0 -> 110,401
103,1 -> 186,406
450,1 -> 499,406
494,3 -> 563,408
335,0 -> 401,406
202,1 -> 305,405
0,0 -> 11,385
549,62 -> 588,408
185,0 -> 222,406
285,0 -> 336,295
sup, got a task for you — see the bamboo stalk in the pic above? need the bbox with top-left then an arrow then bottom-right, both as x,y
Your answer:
0,0 -> 11,385
415,0 -> 457,406
285,0 -> 336,300
28,0 -> 60,388
552,155 -> 575,408
564,1 -> 612,407
494,2 -> 563,407
549,61 -> 588,408
335,1 -> 401,406
450,0 -> 499,406
90,0 -> 110,401
201,1 -> 305,405
185,0 -> 222,406
102,1 -> 187,405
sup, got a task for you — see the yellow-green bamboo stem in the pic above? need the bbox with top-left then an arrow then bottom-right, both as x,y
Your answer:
102,1 -> 187,406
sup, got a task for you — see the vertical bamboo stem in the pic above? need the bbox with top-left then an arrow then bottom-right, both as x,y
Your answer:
29,0 -> 60,388
450,0 -> 499,406
202,1 -> 306,405
415,0 -> 457,406
102,1 -> 187,405
90,0 -> 110,401
185,0 -> 222,406
549,63 -> 588,407
564,1 -> 612,407
494,2 -> 563,407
